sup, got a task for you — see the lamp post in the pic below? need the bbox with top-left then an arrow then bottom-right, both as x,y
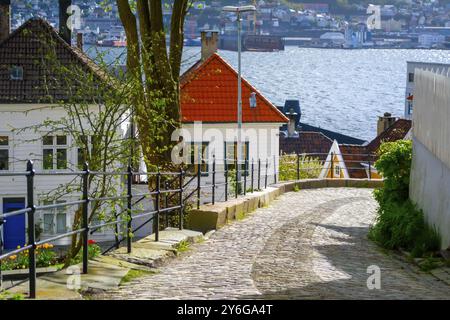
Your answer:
222,5 -> 256,194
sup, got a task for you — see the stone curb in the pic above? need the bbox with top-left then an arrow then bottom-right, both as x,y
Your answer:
187,179 -> 383,233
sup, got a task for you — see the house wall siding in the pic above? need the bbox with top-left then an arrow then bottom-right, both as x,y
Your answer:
410,70 -> 450,249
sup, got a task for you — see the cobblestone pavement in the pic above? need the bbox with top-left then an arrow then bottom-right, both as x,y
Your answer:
96,188 -> 450,300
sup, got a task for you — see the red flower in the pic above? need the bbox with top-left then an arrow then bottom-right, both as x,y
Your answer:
88,240 -> 96,245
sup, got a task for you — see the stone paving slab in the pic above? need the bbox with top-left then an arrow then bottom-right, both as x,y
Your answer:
93,188 -> 450,300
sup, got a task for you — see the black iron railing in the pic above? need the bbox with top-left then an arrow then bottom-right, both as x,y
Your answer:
0,152 -> 378,298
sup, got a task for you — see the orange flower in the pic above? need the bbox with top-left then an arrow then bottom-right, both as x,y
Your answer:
9,255 -> 17,260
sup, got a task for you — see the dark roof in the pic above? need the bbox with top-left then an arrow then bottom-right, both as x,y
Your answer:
339,144 -> 371,179
280,131 -> 333,156
367,119 -> 412,152
0,18 -> 108,103
339,119 -> 412,178
298,122 -> 366,145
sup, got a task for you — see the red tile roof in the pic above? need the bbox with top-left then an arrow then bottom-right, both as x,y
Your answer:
367,119 -> 412,152
339,144 -> 372,179
180,53 -> 289,123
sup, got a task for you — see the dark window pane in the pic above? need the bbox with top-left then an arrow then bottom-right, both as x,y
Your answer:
0,150 -> 8,170
43,149 -> 53,169
43,136 -> 53,145
56,149 -> 67,169
56,135 -> 67,145
10,66 -> 23,80
0,136 -> 8,146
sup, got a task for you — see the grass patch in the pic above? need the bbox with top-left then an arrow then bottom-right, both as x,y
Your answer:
0,291 -> 26,300
293,185 -> 300,192
174,240 -> 190,254
120,269 -> 157,285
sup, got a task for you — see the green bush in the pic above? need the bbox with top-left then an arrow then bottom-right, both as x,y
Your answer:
370,140 -> 441,257
279,154 -> 323,181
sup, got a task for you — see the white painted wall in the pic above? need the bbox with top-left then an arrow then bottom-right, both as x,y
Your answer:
410,70 -> 450,249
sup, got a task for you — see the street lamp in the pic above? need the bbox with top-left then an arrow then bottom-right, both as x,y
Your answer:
222,5 -> 256,194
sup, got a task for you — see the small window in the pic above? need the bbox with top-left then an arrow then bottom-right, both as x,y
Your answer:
224,141 -> 249,175
42,135 -> 68,170
189,142 -> 209,176
42,200 -> 67,235
10,66 -> 23,80
408,72 -> 414,83
0,136 -> 9,170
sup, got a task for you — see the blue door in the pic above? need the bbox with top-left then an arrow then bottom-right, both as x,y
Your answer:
3,198 -> 26,250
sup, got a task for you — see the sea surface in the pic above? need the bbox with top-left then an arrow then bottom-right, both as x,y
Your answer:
85,46 -> 450,141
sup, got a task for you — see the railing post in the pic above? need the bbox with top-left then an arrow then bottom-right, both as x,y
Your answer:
26,160 -> 36,298
165,181 -> 169,228
330,152 -> 334,179
297,153 -> 300,180
258,158 -> 261,190
243,158 -> 247,195
82,162 -> 89,274
235,158 -> 238,199
155,171 -> 161,242
251,159 -> 254,193
197,162 -> 201,209
212,156 -> 216,205
265,158 -> 268,189
224,159 -> 228,201
368,154 -> 372,180
179,169 -> 184,230
126,164 -> 132,254
273,155 -> 277,184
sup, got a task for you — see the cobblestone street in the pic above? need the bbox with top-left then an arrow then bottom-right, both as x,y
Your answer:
96,188 -> 450,300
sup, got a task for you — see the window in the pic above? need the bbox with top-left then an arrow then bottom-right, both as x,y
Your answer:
0,136 -> 9,170
334,165 -> 341,177
10,66 -> 23,80
408,72 -> 414,83
224,141 -> 249,175
189,142 -> 209,175
42,200 -> 67,234
42,135 -> 68,170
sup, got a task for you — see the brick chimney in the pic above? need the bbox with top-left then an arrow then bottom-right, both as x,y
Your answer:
59,0 -> 72,45
0,0 -> 11,43
377,112 -> 396,135
201,31 -> 218,61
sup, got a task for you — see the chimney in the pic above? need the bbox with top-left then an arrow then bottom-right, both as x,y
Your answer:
0,0 -> 11,43
201,31 -> 218,61
76,32 -> 83,50
377,112 -> 396,135
286,108 -> 298,138
59,0 -> 72,45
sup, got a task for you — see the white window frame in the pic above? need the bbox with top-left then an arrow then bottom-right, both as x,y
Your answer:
40,199 -> 68,236
0,134 -> 11,171
42,134 -> 70,171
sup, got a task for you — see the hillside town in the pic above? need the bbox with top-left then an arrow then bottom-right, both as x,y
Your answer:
9,0 -> 450,49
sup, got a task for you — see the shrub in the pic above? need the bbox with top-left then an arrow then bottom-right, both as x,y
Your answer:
370,140 -> 441,257
70,240 -> 102,265
1,243 -> 57,271
279,154 -> 323,181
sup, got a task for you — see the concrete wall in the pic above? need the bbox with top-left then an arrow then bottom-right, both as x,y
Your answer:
410,70 -> 450,249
